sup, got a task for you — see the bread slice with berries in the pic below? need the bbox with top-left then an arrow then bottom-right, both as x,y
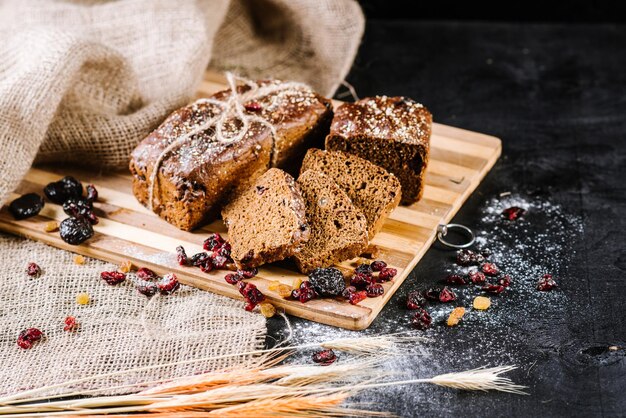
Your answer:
325,96 -> 431,205
293,170 -> 368,274
222,168 -> 310,269
300,149 -> 401,239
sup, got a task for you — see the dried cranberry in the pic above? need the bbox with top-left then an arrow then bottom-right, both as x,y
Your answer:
86,184 -> 98,202
237,281 -> 265,310
158,273 -> 180,295
199,259 -> 214,273
355,263 -> 373,276
406,291 -> 426,310
225,273 -> 243,285
44,176 -> 83,204
217,242 -> 232,257
298,281 -> 318,303
210,254 -> 229,269
244,101 -> 262,112
378,267 -> 397,282
237,268 -> 258,279
101,271 -> 126,285
483,284 -> 506,294
423,287 -> 442,301
411,308 -> 432,330
456,249 -> 477,266
468,270 -> 486,284
498,275 -> 512,287
26,262 -> 41,277
9,193 -> 45,220
309,267 -> 346,296
366,283 -> 384,297
348,290 -> 367,305
136,282 -> 158,297
59,216 -> 94,245
502,206 -> 526,221
445,274 -> 467,285
190,252 -> 210,267
537,274 -> 557,291
17,328 -> 43,349
312,349 -> 337,366
350,272 -> 371,289
136,267 -> 158,281
481,263 -> 500,276
370,260 -> 387,272
176,246 -> 188,266
291,288 -> 301,299
341,286 -> 356,299
62,197 -> 92,217
203,233 -> 225,251
64,316 -> 78,332
439,287 -> 457,302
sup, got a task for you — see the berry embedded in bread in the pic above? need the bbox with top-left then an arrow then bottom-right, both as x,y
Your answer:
300,149 -> 401,239
325,96 -> 431,205
222,168 -> 310,269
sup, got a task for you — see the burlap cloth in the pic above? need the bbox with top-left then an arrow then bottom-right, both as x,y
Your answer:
0,0 -> 364,396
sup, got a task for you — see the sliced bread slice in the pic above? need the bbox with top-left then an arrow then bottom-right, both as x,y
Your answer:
300,149 -> 402,239
293,170 -> 368,273
222,168 -> 310,269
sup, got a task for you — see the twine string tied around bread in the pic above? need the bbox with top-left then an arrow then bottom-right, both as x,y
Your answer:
147,72 -> 312,210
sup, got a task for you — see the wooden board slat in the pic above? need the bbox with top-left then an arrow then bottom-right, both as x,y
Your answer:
0,71 -> 501,330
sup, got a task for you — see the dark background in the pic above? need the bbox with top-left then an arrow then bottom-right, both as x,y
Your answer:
268,2 -> 626,417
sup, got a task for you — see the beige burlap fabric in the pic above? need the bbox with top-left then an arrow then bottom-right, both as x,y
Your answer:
0,0 -> 364,396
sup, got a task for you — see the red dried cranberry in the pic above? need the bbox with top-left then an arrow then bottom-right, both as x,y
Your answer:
411,308 -> 432,330
101,271 -> 126,285
350,272 -> 371,289
378,267 -> 397,282
423,287 -> 442,301
203,233 -> 225,251
190,252 -> 210,267
298,281 -> 318,303
483,284 -> 506,294
537,274 -> 557,291
348,290 -> 367,305
468,270 -> 486,284
445,274 -> 467,285
498,275 -> 512,287
17,328 -> 43,349
406,290 -> 426,310
502,206 -> 526,221
136,267 -> 158,281
157,273 -> 180,295
244,101 -> 262,112
225,273 -> 243,285
176,246 -> 188,266
237,268 -> 258,279
237,281 -> 265,310
341,286 -> 356,299
210,254 -> 229,269
370,260 -> 387,272
86,184 -> 98,202
439,287 -> 457,302
217,242 -> 232,257
481,263 -> 500,276
136,282 -> 158,297
64,316 -> 78,332
366,283 -> 384,297
26,262 -> 41,277
312,349 -> 337,366
199,258 -> 214,273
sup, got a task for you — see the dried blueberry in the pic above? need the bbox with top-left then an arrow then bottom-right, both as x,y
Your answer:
9,193 -> 44,220
44,176 -> 83,204
308,267 -> 346,296
59,217 -> 94,245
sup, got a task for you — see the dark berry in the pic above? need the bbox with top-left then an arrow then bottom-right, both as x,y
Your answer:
64,316 -> 79,332
378,267 -> 397,282
355,263 -> 373,276
158,273 -> 180,295
59,217 -> 94,245
237,268 -> 258,279
26,262 -> 41,277
9,193 -> 45,220
199,259 -> 214,273
439,287 -> 457,302
237,281 -> 264,310
86,184 -> 98,202
225,273 -> 243,285
468,270 -> 486,284
479,248 -> 492,258
308,267 -> 346,296
62,197 -> 97,225
445,274 -> 467,285
366,283 -> 384,297
217,242 -> 232,257
348,290 -> 367,305
244,101 -> 262,112
203,233 -> 225,251
312,349 -> 337,366
190,252 -> 210,267
370,260 -> 387,271
502,206 -> 526,221
456,249 -> 476,266
423,287 -> 442,301
481,263 -> 499,276
411,308 -> 432,330
483,284 -> 506,294
298,281 -> 318,303
101,271 -> 126,285
176,246 -> 188,266
406,291 -> 426,310
17,328 -> 43,349
537,274 -> 557,291
350,272 -> 371,289
341,286 -> 356,299
136,282 -> 158,297
498,275 -> 512,287
44,176 -> 83,204
136,267 -> 158,281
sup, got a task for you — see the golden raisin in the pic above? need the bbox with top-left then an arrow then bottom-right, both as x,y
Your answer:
259,302 -> 276,318
268,280 -> 281,291
292,278 -> 302,290
118,260 -> 133,273
473,296 -> 491,311
76,292 -> 90,305
73,255 -> 85,265
446,307 -> 466,327
43,221 -> 59,232
277,284 -> 292,298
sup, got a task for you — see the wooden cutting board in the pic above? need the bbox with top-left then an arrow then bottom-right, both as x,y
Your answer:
0,71 -> 501,330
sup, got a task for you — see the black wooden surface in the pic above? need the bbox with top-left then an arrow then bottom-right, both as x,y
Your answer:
267,21 -> 626,417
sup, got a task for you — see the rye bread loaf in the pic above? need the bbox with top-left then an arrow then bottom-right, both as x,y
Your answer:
130,80 -> 333,231
293,170 -> 368,274
300,149 -> 401,239
222,168 -> 310,269
325,96 -> 432,205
